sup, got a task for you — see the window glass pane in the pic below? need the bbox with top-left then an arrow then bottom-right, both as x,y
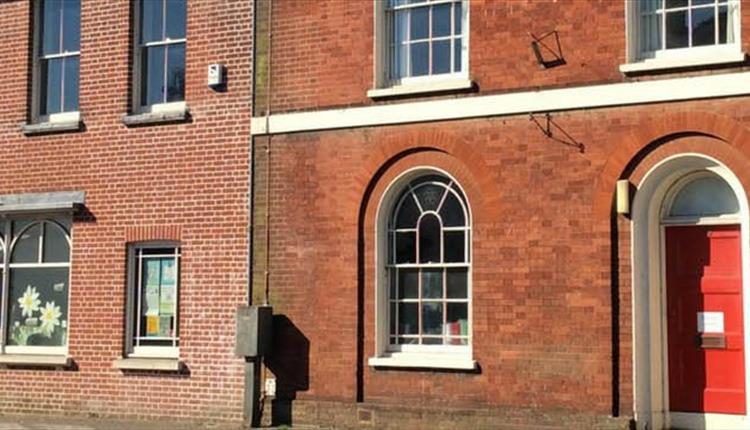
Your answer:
444,231 -> 465,263
398,303 -> 418,335
41,58 -> 63,115
41,0 -> 62,55
446,303 -> 468,344
439,192 -> 465,227
666,11 -> 689,49
139,256 -> 178,340
410,41 -> 429,76
410,6 -> 428,40
668,175 -> 739,217
421,269 -> 442,299
418,214 -> 441,263
11,222 -> 40,263
7,267 -> 69,347
421,302 -> 442,335
389,302 -> 396,336
141,0 -> 164,43
414,184 -> 445,211
432,4 -> 451,37
396,231 -> 416,263
165,0 -> 186,39
42,223 -> 70,263
718,5 -> 728,43
693,0 -> 715,5
640,12 -> 662,54
446,268 -> 467,298
432,39 -> 451,74
395,194 -> 420,228
640,0 -> 660,14
142,46 -> 166,106
454,37 -> 462,72
62,0 -> 80,52
63,55 -> 79,112
398,268 -> 418,299
665,0 -> 688,8
454,2 -> 462,35
166,43 -> 185,102
392,10 -> 408,79
389,267 -> 397,297
692,7 -> 715,46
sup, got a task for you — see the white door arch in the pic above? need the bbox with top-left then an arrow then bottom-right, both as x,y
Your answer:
631,153 -> 750,430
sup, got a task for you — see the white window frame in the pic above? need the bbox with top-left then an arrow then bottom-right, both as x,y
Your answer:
131,0 -> 187,115
125,242 -> 180,359
622,0 -> 743,73
370,0 -> 471,97
0,218 -> 72,357
31,0 -> 81,125
369,167 -> 475,370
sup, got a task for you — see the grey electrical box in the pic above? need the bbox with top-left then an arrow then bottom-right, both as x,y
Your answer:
235,305 -> 272,358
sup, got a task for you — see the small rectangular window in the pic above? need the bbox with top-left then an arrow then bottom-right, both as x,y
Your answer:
133,0 -> 186,113
33,0 -> 80,122
126,243 -> 180,357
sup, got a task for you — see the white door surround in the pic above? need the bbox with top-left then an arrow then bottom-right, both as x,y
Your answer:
631,153 -> 750,430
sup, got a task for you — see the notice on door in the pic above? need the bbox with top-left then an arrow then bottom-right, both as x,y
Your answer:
697,312 -> 724,333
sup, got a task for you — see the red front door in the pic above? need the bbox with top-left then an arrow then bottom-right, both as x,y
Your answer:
665,224 -> 746,414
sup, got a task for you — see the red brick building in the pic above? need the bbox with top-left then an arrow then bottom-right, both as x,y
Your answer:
252,1 -> 750,429
0,0 -> 252,428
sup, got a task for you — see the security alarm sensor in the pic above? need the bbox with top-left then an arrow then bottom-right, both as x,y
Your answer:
208,64 -> 225,87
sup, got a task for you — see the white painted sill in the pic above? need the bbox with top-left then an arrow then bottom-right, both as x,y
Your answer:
21,111 -> 82,135
0,354 -> 72,368
113,357 -> 183,371
619,51 -> 746,74
122,102 -> 189,126
367,78 -> 474,99
368,352 -> 476,370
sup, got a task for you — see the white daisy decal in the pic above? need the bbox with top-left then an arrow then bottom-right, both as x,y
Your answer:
18,285 -> 41,318
39,301 -> 61,335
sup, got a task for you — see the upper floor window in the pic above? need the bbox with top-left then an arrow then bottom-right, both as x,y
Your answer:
33,0 -> 80,123
632,0 -> 740,62
133,0 -> 186,113
371,0 -> 469,95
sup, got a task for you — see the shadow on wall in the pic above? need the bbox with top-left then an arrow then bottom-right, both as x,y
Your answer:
265,314 -> 309,427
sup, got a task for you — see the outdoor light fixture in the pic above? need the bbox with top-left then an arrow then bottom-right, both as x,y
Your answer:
616,179 -> 631,215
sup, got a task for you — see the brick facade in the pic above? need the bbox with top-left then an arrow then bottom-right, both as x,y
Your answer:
0,0 -> 252,427
255,0 -> 750,429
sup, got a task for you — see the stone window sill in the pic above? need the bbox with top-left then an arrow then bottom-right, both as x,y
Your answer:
367,78 -> 475,99
21,119 -> 83,136
113,357 -> 183,372
122,107 -> 190,127
368,352 -> 476,370
0,354 -> 72,368
619,51 -> 746,74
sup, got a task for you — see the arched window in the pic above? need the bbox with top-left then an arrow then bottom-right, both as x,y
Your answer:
6,219 -> 71,351
381,171 -> 471,363
664,171 -> 739,219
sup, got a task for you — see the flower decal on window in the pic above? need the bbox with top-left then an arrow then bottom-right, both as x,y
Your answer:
18,285 -> 41,318
39,301 -> 62,336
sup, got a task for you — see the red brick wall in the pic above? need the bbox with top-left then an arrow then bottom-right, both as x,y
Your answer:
0,0 -> 252,425
264,0 -> 750,114
259,99 -> 750,426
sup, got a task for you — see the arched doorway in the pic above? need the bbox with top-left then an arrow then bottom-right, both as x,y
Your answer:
632,154 -> 750,430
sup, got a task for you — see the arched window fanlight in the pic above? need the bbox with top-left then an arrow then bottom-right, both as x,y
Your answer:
386,173 -> 471,348
666,172 -> 739,219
